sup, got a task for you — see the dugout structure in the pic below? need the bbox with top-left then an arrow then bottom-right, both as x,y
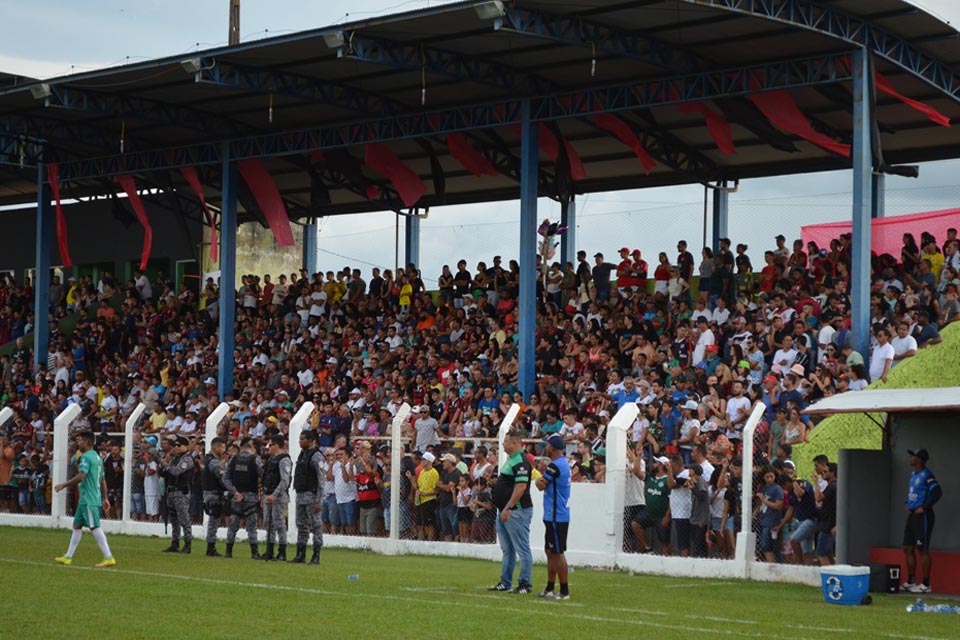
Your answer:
3,0 -> 960,403
804,387 -> 960,594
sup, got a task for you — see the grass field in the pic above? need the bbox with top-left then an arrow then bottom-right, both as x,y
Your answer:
2,527 -> 957,639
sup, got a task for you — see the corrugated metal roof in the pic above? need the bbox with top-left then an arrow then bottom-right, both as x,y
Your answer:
1,0 -> 960,220
803,387 -> 960,415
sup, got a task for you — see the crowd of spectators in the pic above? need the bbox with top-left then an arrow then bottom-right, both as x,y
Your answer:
0,226 -> 957,559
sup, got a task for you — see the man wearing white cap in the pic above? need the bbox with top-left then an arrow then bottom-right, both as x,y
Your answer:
411,406 -> 441,453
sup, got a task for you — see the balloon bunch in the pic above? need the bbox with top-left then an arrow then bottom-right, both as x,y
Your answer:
537,219 -> 568,262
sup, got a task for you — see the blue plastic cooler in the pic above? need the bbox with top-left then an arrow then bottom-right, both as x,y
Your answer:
821,565 -> 871,606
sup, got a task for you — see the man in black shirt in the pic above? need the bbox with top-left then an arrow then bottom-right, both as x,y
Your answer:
815,462 -> 837,566
592,253 -> 616,303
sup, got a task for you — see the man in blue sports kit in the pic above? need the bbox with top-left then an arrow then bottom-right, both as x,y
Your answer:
901,448 -> 943,594
535,434 -> 571,600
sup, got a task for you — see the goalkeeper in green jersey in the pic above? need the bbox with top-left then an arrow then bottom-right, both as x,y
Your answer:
53,431 -> 116,567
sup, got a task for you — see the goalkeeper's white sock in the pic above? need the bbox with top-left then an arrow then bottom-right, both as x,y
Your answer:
66,529 -> 83,558
92,528 -> 113,559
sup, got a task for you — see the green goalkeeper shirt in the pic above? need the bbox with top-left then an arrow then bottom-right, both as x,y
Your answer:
77,449 -> 103,507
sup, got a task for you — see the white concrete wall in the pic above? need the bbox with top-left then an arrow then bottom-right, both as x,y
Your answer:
2,401 -> 819,586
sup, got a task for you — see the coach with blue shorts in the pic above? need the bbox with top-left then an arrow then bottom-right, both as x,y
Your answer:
901,448 -> 942,594
535,434 -> 571,600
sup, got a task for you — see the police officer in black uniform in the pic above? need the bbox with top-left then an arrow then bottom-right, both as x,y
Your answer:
261,434 -> 292,561
222,437 -> 262,559
161,436 -> 194,554
202,437 -> 228,557
291,430 -> 325,564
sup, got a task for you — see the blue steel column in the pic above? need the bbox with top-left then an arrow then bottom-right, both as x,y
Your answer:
518,99 -> 538,400
405,212 -> 421,270
851,49 -> 874,361
33,161 -> 52,374
871,173 -> 885,219
560,195 -> 576,267
711,180 -> 729,253
302,218 -> 318,275
218,144 -> 238,399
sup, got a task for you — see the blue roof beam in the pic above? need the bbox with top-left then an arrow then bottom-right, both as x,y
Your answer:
338,32 -> 552,95
194,58 -> 409,117
493,5 -> 700,74
682,0 -> 960,103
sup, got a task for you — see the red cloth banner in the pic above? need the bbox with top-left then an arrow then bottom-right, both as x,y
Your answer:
116,174 -> 153,271
676,102 -> 735,155
180,167 -> 218,263
563,140 -> 587,182
364,143 -> 426,208
446,133 -> 499,177
45,162 -> 73,269
237,160 -> 296,248
749,90 -> 850,157
591,113 -> 656,174
875,73 -> 950,127
802,207 -> 960,257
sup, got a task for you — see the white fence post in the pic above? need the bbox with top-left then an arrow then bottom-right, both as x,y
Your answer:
496,404 -> 521,468
388,403 -> 411,543
51,403 -> 82,527
736,402 -> 767,577
605,403 -> 640,556
287,402 -> 316,535
204,403 -> 231,453
121,403 -> 147,529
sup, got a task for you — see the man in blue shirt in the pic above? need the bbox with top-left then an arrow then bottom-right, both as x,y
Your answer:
611,377 -> 641,409
901,448 -> 943,594
535,434 -> 571,600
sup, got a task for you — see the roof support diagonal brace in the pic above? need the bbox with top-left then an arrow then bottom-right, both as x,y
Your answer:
338,33 -> 551,95
681,0 -> 960,103
494,5 -> 700,73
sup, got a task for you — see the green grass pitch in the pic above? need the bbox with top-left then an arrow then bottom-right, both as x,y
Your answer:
2,526 -> 956,639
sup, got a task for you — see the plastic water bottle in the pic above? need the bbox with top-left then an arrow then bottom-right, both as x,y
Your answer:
907,599 -> 960,614
348,574 -> 360,581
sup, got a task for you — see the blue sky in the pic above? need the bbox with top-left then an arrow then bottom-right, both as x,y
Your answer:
3,1 -> 960,280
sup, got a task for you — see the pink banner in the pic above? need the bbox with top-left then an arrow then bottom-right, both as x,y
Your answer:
180,167 -> 218,262
46,162 -> 73,268
237,160 -> 296,248
875,73 -> 951,127
116,174 -> 153,271
801,207 -> 960,257
563,140 -> 587,182
364,143 -> 426,208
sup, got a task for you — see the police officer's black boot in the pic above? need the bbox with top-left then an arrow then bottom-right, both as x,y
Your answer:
262,543 -> 275,561
225,543 -> 234,558
309,544 -> 321,565
162,541 -> 180,553
289,544 -> 306,563
250,543 -> 261,560
179,540 -> 191,554
206,542 -> 221,557
276,544 -> 287,562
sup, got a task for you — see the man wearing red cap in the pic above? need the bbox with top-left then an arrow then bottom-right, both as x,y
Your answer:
616,247 -> 636,292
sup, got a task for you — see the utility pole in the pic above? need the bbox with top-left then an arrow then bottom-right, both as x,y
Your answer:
229,0 -> 241,46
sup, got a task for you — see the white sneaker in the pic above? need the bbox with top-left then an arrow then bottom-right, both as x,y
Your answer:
908,584 -> 931,594
900,582 -> 917,592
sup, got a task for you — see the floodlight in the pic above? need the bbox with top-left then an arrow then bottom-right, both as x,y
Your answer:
180,58 -> 202,74
473,0 -> 505,20
29,83 -> 51,100
322,31 -> 345,49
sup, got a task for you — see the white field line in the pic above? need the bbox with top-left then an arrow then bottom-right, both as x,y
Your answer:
663,581 -> 736,588
0,558 -> 791,640
2,558 -> 951,640
786,623 -> 855,633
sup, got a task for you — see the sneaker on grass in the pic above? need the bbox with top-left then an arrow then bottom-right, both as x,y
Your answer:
536,590 -> 553,598
54,556 -> 72,566
547,593 -> 571,601
908,584 -> 931,594
513,583 -> 532,594
95,557 -> 117,568
488,583 -> 511,592
900,582 -> 917,592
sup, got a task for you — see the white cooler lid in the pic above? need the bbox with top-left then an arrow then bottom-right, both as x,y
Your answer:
820,564 -> 870,576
